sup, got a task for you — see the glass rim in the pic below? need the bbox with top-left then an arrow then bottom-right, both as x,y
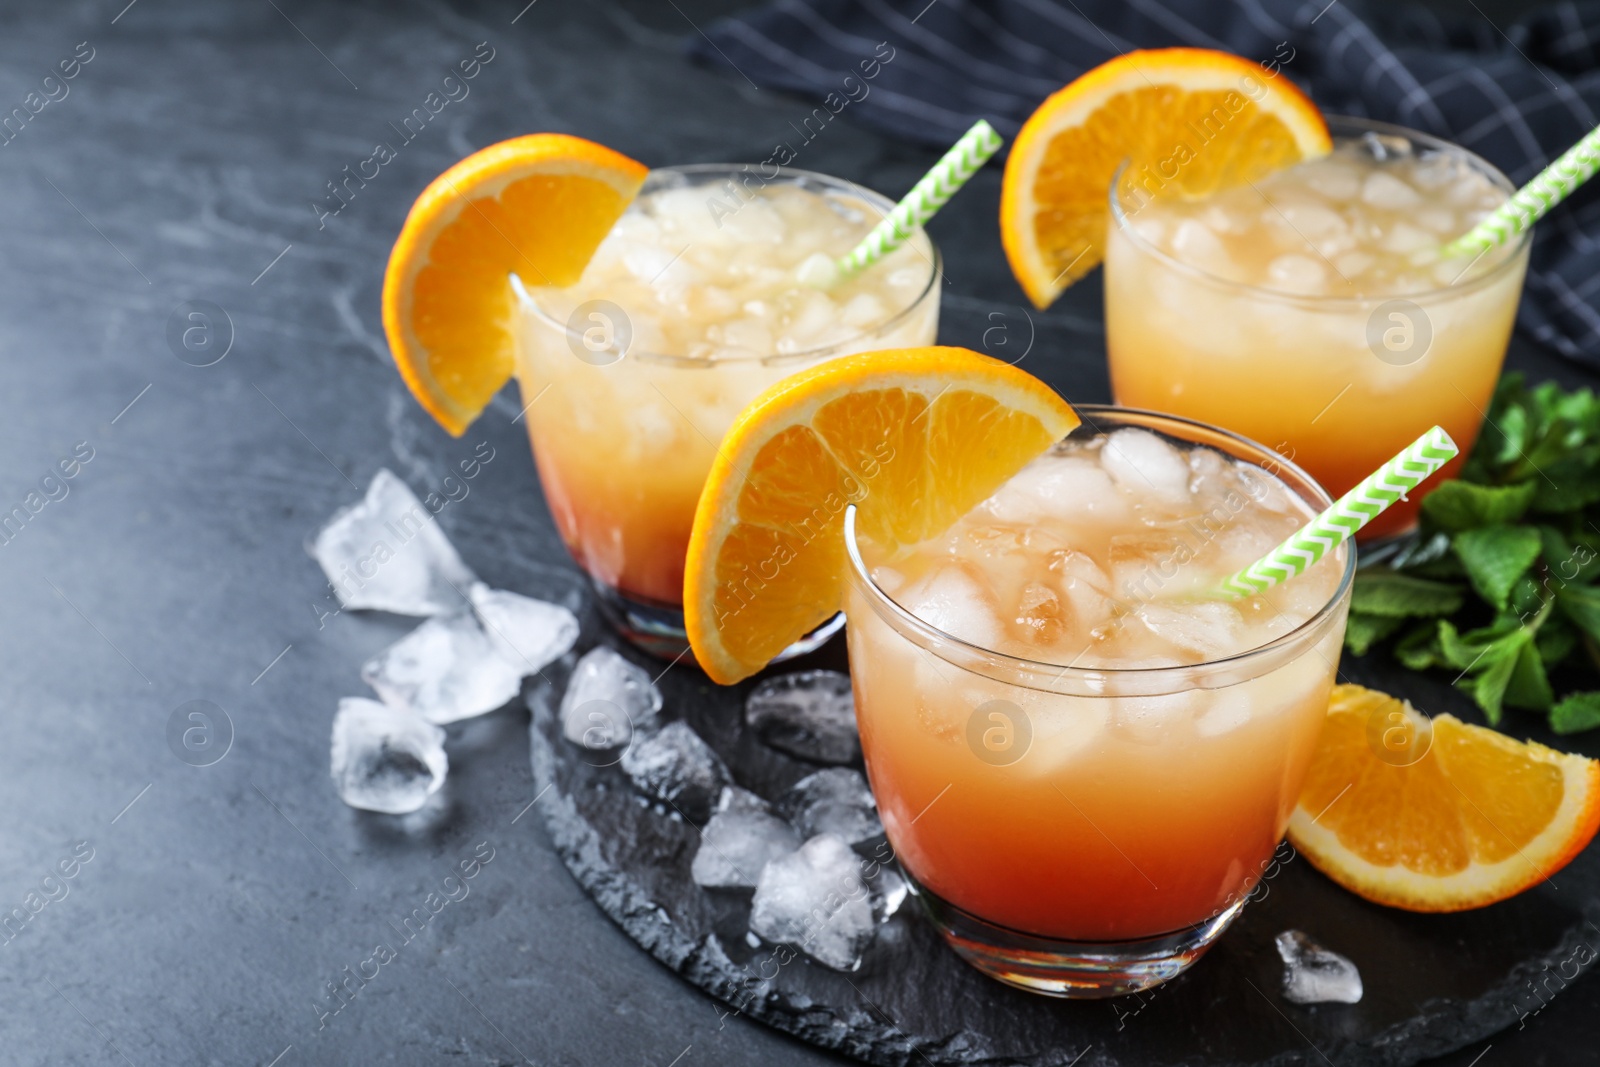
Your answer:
512,162 -> 943,367
842,405 -> 1357,690
1107,114 -> 1533,310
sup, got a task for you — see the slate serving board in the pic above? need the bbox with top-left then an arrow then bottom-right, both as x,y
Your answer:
527,627 -> 1600,1067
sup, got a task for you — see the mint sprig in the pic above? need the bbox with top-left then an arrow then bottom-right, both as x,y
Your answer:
1349,374 -> 1600,732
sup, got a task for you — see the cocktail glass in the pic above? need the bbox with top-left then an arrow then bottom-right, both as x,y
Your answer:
513,164 -> 940,658
1105,116 -> 1530,543
842,408 -> 1354,997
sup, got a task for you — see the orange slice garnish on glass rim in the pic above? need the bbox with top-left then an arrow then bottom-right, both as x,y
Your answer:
683,346 -> 1079,685
1287,684 -> 1600,912
382,133 -> 647,435
1000,47 -> 1331,309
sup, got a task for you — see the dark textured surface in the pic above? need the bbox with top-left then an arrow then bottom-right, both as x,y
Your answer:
0,1 -> 1595,1065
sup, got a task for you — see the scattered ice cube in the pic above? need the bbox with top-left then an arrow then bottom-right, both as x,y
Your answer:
691,788 -> 803,889
469,584 -> 578,676
561,647 -> 662,750
901,565 -> 1003,648
311,469 -> 477,616
330,697 -> 447,814
745,670 -> 860,765
871,865 -> 908,922
1360,172 -> 1422,211
776,768 -> 883,845
1276,930 -> 1363,1005
749,834 -> 874,971
361,610 -> 522,724
620,721 -> 730,823
1100,428 -> 1190,502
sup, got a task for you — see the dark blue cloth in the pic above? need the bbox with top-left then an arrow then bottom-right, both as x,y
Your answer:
688,0 -> 1600,365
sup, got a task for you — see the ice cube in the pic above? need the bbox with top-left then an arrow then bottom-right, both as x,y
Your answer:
1302,163 -> 1362,202
901,565 -> 1003,648
1014,581 -> 1066,645
561,646 -> 662,750
1266,254 -> 1328,296
1195,697 -> 1252,737
1381,222 -> 1433,256
872,866 -> 908,921
749,834 -> 875,971
1361,172 -> 1423,211
469,585 -> 578,677
1134,601 -> 1246,660
1415,207 -> 1459,235
620,721 -> 730,823
776,768 -> 883,845
1169,219 -> 1234,276
984,455 -> 1130,524
1100,428 -> 1191,502
1110,690 -> 1194,746
691,788 -> 803,889
330,697 -> 447,814
745,670 -> 860,765
839,293 -> 887,329
361,610 -> 523,724
1334,251 -> 1374,279
311,469 -> 477,616
1276,930 -> 1363,1004
1278,202 -> 1347,239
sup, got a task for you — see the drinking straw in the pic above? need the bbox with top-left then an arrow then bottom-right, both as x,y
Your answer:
1443,125 -> 1600,258
799,119 -> 1003,288
1218,426 -> 1458,599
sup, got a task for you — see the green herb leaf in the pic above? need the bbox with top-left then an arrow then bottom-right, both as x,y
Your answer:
1350,571 -> 1465,618
1345,613 -> 1403,656
1504,637 -> 1554,712
1420,481 -> 1536,532
1453,525 -> 1543,610
1552,691 -> 1600,735
1394,620 -> 1445,671
1557,586 -> 1600,645
1458,632 -> 1526,725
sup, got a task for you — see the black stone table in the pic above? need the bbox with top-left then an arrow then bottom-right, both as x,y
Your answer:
0,1 -> 1594,1065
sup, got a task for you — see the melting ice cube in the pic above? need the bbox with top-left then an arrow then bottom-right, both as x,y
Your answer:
749,834 -> 875,972
560,646 -> 662,750
620,721 -> 729,823
330,697 -> 447,814
469,584 -> 579,676
1276,930 -> 1363,1005
311,469 -> 477,616
745,670 -> 860,765
361,610 -> 522,724
691,788 -> 802,889
776,768 -> 883,845
1100,428 -> 1191,503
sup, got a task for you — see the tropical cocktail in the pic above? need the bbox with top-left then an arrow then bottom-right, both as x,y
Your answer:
515,165 -> 939,655
842,408 -> 1352,994
1105,118 -> 1527,541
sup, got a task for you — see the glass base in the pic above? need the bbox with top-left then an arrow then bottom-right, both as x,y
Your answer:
588,577 -> 847,665
905,870 -> 1246,998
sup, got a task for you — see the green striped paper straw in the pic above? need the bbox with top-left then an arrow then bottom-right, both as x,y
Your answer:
1444,124 -> 1600,258
1218,426 -> 1458,600
833,119 -> 1003,281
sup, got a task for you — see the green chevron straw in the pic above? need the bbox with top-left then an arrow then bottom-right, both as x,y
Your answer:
799,119 -> 1003,289
1444,125 -> 1600,258
1218,426 -> 1459,600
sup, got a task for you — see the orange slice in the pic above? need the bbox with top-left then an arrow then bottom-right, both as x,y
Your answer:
1287,684 -> 1600,912
382,134 -> 647,435
683,345 -> 1079,685
1000,48 -> 1330,309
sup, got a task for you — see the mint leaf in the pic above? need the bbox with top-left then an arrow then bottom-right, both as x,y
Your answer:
1350,571 -> 1464,618
1458,632 -> 1526,726
1395,621 -> 1445,670
1552,691 -> 1600,734
1420,481 -> 1535,532
1537,616 -> 1579,667
1345,613 -> 1403,656
1453,525 -> 1543,609
1504,637 -> 1554,712
1557,586 -> 1600,644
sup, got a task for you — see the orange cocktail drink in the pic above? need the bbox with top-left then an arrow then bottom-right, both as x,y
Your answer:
1106,117 -> 1528,541
514,165 -> 938,656
843,408 -> 1353,996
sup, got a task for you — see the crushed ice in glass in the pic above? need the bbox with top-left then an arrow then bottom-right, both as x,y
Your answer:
749,834 -> 874,972
744,670 -> 860,765
691,788 -> 802,890
330,697 -> 447,814
1276,930 -> 1363,1005
311,469 -> 476,615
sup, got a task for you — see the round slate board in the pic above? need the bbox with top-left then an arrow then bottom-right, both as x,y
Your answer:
526,628 -> 1600,1067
